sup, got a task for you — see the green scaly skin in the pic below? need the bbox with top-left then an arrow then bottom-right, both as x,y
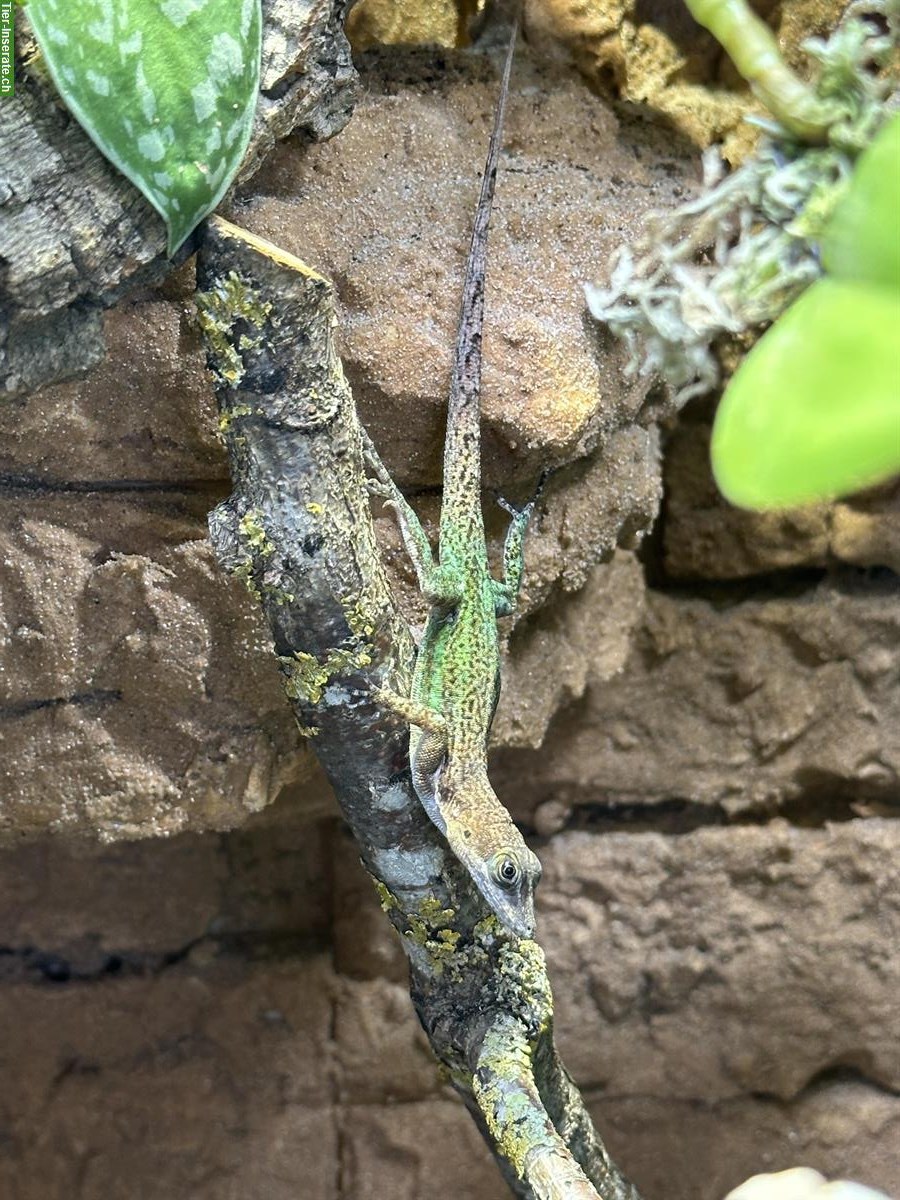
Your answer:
365,21 -> 542,938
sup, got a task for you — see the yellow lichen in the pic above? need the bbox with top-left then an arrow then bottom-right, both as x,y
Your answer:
217,403 -> 253,434
281,651 -> 332,706
232,558 -> 261,601
264,586 -> 296,606
373,879 -> 401,913
418,896 -> 456,924
340,594 -> 377,642
238,509 -> 274,557
402,914 -> 461,970
280,637 -> 373,707
195,272 -> 274,389
473,914 -> 504,941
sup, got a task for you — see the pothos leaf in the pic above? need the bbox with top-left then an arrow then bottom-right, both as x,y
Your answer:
711,278 -> 900,510
27,0 -> 262,255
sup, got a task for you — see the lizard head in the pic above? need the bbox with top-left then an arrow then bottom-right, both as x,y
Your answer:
481,843 -> 543,939
450,824 -> 542,939
428,763 -> 542,939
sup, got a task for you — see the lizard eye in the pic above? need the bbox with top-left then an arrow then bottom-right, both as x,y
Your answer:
492,854 -> 521,890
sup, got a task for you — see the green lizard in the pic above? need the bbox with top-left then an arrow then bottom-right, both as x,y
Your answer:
364,20 -> 542,938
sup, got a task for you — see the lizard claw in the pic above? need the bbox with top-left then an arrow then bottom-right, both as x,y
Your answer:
496,468 -> 551,519
366,477 -> 396,502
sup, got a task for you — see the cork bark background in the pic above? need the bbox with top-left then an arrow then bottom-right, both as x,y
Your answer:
1,2 -> 898,1198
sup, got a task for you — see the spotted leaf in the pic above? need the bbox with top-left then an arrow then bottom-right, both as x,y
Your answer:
28,0 -> 262,255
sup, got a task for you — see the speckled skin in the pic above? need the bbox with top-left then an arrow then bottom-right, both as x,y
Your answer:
367,23 -> 542,938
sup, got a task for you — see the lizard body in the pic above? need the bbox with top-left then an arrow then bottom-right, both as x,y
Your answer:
366,20 -> 541,938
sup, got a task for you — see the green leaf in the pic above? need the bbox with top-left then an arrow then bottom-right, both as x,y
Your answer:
711,278 -> 900,510
821,112 -> 900,292
28,0 -> 262,255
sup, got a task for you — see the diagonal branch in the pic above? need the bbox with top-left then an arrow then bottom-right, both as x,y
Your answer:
195,214 -> 641,1200
474,1015 -> 619,1200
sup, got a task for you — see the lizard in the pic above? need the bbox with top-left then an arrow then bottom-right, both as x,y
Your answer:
363,18 -> 543,939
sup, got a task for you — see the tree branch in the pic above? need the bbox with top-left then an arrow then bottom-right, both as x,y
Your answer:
195,215 -> 642,1200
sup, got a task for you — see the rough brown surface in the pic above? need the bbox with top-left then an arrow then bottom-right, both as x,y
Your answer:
491,575 -> 900,822
541,823 -> 900,1101
1,40 -> 684,842
0,489 -> 315,840
239,43 -> 687,485
524,0 -> 847,159
1,811 -> 898,1200
663,409 -> 900,580
2,19 -> 898,1200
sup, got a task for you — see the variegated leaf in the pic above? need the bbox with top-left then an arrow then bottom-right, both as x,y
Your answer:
28,0 -> 262,255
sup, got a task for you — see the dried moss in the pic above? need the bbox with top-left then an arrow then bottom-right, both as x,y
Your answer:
586,4 -> 897,402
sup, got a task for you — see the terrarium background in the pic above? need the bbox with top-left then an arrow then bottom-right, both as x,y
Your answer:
1,1 -> 898,1197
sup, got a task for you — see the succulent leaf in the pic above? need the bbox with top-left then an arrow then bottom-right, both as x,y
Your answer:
711,278 -> 900,509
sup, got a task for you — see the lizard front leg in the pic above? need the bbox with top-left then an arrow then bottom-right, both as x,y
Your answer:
360,425 -> 438,593
374,686 -> 446,735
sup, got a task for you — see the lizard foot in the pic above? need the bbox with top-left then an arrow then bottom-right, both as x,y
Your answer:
496,468 -> 550,519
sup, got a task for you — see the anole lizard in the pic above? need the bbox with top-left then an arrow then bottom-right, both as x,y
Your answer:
364,20 -> 542,938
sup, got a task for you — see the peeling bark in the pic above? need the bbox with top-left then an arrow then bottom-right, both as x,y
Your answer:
194,214 -> 642,1200
1,0 -> 356,399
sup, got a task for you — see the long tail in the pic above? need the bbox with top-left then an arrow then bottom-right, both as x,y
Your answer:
439,19 -> 517,551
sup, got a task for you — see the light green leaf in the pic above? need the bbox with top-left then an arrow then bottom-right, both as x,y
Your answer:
28,0 -> 262,255
821,112 -> 900,292
711,278 -> 900,510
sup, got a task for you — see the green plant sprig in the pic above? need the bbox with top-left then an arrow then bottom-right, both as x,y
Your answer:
586,3 -> 898,509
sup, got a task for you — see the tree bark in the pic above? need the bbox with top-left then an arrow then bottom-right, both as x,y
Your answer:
195,214 -> 643,1200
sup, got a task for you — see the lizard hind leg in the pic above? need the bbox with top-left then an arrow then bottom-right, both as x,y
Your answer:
374,687 -> 447,736
373,686 -> 450,828
493,471 -> 547,617
359,424 -> 439,595
410,730 -> 450,831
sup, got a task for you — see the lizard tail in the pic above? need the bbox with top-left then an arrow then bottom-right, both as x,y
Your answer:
440,19 -> 518,545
